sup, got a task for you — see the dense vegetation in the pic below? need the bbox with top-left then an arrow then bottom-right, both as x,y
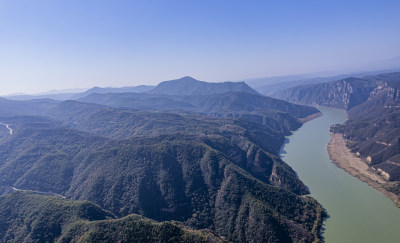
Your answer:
0,78 -> 324,242
147,76 -> 259,95
0,113 -> 322,242
0,191 -> 224,243
78,91 -> 318,136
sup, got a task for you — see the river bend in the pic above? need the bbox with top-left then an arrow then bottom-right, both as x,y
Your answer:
281,107 -> 400,243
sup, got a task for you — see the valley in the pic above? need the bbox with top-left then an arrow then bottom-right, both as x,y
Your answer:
275,72 -> 400,206
0,72 -> 399,242
2,1 -> 399,242
0,78 -> 324,242
281,107 -> 400,242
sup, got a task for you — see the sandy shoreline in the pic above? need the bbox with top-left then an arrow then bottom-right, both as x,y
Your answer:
327,133 -> 400,207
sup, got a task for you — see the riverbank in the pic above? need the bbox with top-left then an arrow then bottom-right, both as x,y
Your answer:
327,133 -> 400,207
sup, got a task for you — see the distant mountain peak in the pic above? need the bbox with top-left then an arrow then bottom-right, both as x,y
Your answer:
147,76 -> 259,95
168,76 -> 201,84
179,76 -> 197,80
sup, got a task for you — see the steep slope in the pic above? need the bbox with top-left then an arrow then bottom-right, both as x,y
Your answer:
0,79 -> 323,242
147,76 -> 259,95
0,112 -> 324,242
251,69 -> 400,97
280,71 -> 400,203
0,191 -> 223,243
273,77 -> 377,110
274,72 -> 400,110
331,94 -> 400,198
0,191 -> 114,242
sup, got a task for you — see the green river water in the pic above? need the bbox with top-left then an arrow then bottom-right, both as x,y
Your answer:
281,107 -> 400,243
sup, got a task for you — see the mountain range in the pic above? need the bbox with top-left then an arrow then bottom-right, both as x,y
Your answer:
4,76 -> 257,101
0,77 -> 324,242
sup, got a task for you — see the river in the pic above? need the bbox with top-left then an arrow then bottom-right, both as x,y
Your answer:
281,107 -> 400,243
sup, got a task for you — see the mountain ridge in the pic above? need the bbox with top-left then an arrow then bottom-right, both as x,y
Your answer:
0,77 -> 324,242
147,76 -> 259,96
0,191 -> 224,243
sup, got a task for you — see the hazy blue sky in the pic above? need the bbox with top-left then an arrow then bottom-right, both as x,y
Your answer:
0,0 -> 399,94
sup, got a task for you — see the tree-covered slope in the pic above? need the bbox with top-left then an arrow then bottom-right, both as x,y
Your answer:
0,98 -> 59,117
45,101 -> 286,155
78,91 -> 319,135
147,76 -> 259,95
0,191 -> 224,243
0,112 -> 324,242
0,191 -> 114,242
0,84 -> 324,242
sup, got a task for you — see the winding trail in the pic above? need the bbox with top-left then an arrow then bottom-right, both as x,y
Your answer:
0,123 -> 12,135
12,187 -> 66,199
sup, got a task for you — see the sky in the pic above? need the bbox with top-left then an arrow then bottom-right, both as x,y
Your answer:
0,0 -> 399,95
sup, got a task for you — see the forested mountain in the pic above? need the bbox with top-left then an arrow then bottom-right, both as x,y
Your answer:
147,76 -> 259,95
0,191 -> 224,243
3,76 -> 256,101
0,109 -> 323,242
0,98 -> 58,117
70,85 -> 156,99
78,92 -> 319,135
4,85 -> 155,101
0,78 -> 324,242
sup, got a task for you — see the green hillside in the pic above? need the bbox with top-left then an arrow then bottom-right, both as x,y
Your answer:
0,191 -> 224,243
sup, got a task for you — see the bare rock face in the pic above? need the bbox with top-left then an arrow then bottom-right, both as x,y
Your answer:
273,77 -> 378,110
276,71 -> 400,201
274,72 -> 400,110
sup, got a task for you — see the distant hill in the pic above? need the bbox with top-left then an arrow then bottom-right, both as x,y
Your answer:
273,77 -> 378,110
78,92 -> 319,136
4,93 -> 78,101
0,77 -> 323,242
273,72 -> 400,110
71,85 -> 155,99
250,69 -> 400,97
0,191 -> 223,243
4,85 -> 155,101
147,76 -> 259,95
0,97 -> 59,116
